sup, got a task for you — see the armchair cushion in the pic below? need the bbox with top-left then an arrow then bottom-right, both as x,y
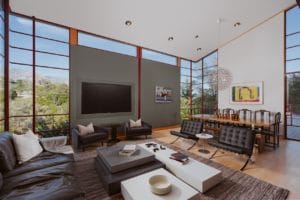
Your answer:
129,119 -> 142,128
77,122 -> 94,136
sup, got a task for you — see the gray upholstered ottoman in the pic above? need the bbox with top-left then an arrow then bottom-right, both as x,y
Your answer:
95,143 -> 165,195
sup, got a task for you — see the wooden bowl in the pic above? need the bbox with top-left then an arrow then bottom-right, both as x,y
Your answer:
148,175 -> 172,195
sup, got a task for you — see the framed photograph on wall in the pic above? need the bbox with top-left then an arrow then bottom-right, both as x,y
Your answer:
230,81 -> 263,104
155,86 -> 172,103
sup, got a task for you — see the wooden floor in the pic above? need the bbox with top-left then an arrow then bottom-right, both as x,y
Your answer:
150,127 -> 300,200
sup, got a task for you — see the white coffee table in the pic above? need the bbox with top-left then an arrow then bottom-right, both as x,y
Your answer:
196,133 -> 213,154
121,168 -> 199,200
139,142 -> 222,193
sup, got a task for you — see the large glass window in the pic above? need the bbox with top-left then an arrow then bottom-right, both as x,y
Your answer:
78,32 -> 136,57
142,49 -> 177,66
180,59 -> 191,119
191,60 -> 202,115
203,51 -> 218,114
35,20 -> 69,137
9,15 -> 70,136
9,14 -> 33,133
285,6 -> 300,140
180,51 -> 218,119
0,0 -> 4,131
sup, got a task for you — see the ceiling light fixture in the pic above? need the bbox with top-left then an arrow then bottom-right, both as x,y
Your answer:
195,35 -> 199,39
234,22 -> 241,27
197,48 -> 202,51
168,36 -> 174,41
125,20 -> 132,26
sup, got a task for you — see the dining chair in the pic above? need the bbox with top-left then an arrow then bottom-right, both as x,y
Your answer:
260,112 -> 281,149
222,108 -> 235,115
238,109 -> 253,121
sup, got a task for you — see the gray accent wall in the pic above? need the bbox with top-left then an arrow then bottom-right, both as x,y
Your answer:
70,46 -> 138,127
141,59 -> 180,128
70,45 -> 180,128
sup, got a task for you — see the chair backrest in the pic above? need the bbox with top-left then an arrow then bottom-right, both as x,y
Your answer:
274,112 -> 281,135
222,108 -> 235,115
181,120 -> 203,135
238,109 -> 252,121
218,126 -> 254,156
254,110 -> 271,124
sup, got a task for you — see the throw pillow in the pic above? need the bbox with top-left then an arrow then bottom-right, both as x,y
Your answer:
129,119 -> 142,128
12,130 -> 43,164
78,122 -> 94,136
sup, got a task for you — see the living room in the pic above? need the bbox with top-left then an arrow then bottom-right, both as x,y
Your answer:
0,0 -> 300,199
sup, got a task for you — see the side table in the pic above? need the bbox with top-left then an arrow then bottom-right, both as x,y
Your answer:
196,133 -> 213,154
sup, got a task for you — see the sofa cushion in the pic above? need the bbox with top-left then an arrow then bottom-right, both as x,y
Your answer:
3,151 -> 74,179
0,172 -> 3,189
12,131 -> 43,164
0,162 -> 83,200
0,132 -> 17,173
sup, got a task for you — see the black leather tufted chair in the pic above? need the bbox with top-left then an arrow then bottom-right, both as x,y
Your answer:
170,120 -> 203,150
208,125 -> 255,170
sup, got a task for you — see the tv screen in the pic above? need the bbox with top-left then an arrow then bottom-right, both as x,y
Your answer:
81,82 -> 132,114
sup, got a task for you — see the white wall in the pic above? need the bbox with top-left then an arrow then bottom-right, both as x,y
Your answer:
218,13 -> 284,115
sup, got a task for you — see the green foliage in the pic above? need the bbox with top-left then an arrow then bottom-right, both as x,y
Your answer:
288,75 -> 300,112
9,78 -> 69,136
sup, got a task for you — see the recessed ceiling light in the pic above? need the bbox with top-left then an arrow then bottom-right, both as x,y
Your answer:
195,35 -> 199,39
168,36 -> 174,41
125,20 -> 132,26
197,48 -> 202,51
234,22 -> 241,27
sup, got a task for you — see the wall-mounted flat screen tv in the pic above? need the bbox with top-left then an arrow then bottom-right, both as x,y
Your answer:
81,82 -> 132,114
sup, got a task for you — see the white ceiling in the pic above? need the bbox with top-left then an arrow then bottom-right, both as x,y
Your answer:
10,0 -> 296,61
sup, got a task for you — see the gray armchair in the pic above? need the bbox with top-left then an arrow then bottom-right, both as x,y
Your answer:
72,125 -> 110,151
124,121 -> 152,139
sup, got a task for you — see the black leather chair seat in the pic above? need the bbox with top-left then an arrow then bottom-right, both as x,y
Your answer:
208,140 -> 243,154
170,130 -> 198,140
79,132 -> 108,144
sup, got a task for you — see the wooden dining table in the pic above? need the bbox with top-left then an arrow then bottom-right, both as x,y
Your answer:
190,114 -> 275,129
190,114 -> 276,153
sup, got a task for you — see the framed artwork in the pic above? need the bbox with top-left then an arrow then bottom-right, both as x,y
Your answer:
155,86 -> 172,103
230,82 -> 263,104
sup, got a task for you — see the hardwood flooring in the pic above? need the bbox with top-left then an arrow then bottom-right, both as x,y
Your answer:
151,127 -> 300,200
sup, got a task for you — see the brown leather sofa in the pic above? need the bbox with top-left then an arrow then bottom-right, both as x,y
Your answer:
0,132 -> 84,200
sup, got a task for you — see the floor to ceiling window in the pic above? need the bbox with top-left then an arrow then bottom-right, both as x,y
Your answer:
0,0 -> 4,131
9,14 -> 70,136
285,5 -> 300,140
180,59 -> 191,119
180,51 -> 218,119
202,51 -> 218,114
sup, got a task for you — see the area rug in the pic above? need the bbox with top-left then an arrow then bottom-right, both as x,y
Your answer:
74,139 -> 289,200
